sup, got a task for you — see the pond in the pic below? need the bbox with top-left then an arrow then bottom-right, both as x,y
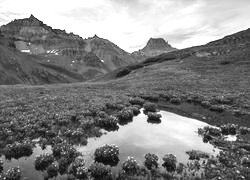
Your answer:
1,109 -> 219,179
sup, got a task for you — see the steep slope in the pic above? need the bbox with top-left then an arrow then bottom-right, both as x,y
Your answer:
84,35 -> 136,71
0,15 -> 136,80
0,38 -> 84,85
131,37 -> 177,62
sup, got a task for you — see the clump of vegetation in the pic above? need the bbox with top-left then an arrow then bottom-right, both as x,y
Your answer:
162,154 -> 177,172
3,167 -> 21,180
89,162 -> 112,179
52,142 -> 79,161
4,142 -> 33,160
116,109 -> 134,124
47,163 -> 58,179
0,159 -> 3,173
201,100 -> 211,108
34,153 -> 54,171
186,150 -> 210,160
241,156 -> 250,168
144,153 -> 159,170
122,156 -> 140,175
147,112 -> 162,123
209,105 -> 225,112
239,126 -> 250,135
127,106 -> 141,116
143,102 -> 157,112
58,157 -> 71,175
69,156 -> 88,179
95,116 -> 119,131
220,124 -> 238,135
170,97 -> 181,105
129,97 -> 145,106
94,144 -> 119,166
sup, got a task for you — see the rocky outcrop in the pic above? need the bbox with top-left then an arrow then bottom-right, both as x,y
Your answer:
132,38 -> 177,62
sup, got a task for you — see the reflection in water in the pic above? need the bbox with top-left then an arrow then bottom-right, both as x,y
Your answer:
78,109 -> 219,168
1,109 -> 219,179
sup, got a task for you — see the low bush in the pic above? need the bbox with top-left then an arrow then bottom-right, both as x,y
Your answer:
89,162 -> 112,179
47,163 -> 58,178
144,153 -> 159,170
220,124 -> 238,135
162,154 -> 177,172
58,157 -> 71,175
209,105 -> 225,112
70,156 -> 88,179
116,109 -> 134,124
34,153 -> 54,171
241,156 -> 250,168
239,127 -> 250,135
4,142 -> 33,160
186,150 -> 210,160
52,142 -> 79,161
127,106 -> 141,116
143,102 -> 157,112
201,101 -> 211,108
95,116 -> 118,131
147,112 -> 162,123
94,144 -> 119,166
170,98 -> 181,105
122,156 -> 140,175
129,97 -> 145,106
0,159 -> 3,173
4,167 -> 21,180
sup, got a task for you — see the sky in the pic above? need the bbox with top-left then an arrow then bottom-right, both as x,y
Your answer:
0,0 -> 250,52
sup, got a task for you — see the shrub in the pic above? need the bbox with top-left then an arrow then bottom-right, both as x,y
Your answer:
144,153 -> 159,170
176,163 -> 185,174
94,144 -> 119,166
70,156 -> 88,179
186,150 -> 210,160
162,154 -> 177,172
143,102 -> 157,112
116,109 -> 134,124
220,124 -> 238,135
170,98 -> 181,105
239,126 -> 250,135
129,97 -> 145,106
201,101 -> 211,108
209,105 -> 225,112
0,159 -> 3,173
95,116 -> 118,131
52,143 -> 79,160
47,163 -> 58,178
58,157 -> 71,175
127,106 -> 141,116
4,167 -> 21,180
4,142 -> 33,160
89,162 -> 112,179
122,157 -> 140,175
147,112 -> 162,123
34,153 -> 54,171
241,156 -> 250,168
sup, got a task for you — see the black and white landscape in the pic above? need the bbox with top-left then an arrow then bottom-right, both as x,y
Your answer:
0,0 -> 250,179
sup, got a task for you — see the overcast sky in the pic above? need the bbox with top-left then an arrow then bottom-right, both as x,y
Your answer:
0,0 -> 250,52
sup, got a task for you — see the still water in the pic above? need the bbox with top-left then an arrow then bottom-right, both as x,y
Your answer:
2,109 -> 219,179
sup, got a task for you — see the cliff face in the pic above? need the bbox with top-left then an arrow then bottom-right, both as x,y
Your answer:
132,38 -> 177,62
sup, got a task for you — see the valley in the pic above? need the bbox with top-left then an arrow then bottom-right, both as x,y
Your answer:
0,15 -> 250,180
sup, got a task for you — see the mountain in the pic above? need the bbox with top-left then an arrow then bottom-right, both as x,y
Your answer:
0,36 -> 84,85
0,15 -> 137,83
131,37 -> 177,62
97,28 -> 250,82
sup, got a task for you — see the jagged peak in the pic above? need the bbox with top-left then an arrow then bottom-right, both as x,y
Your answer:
143,37 -> 172,50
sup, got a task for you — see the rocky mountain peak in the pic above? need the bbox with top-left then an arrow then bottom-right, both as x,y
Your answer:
144,37 -> 172,50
